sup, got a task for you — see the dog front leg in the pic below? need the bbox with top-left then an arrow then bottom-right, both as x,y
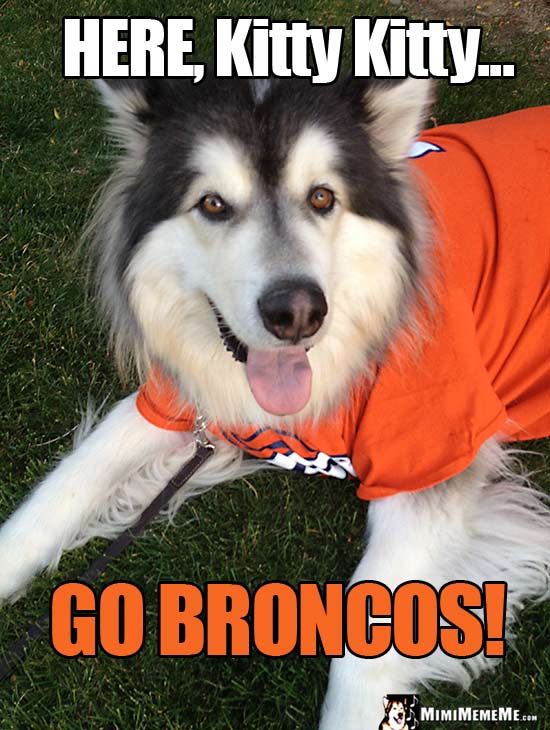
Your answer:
0,393 -> 190,602
319,488 -> 444,729
319,440 -> 550,729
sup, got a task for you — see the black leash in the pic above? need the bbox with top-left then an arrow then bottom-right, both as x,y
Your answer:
0,429 -> 215,682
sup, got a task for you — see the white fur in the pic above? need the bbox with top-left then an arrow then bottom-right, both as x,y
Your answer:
366,78 -> 434,164
184,135 -> 255,211
0,393 -> 262,602
284,126 -> 342,198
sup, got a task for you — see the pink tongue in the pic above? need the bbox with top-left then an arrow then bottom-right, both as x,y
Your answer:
245,346 -> 312,416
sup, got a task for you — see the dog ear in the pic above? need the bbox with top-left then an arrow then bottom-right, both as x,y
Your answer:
352,77 -> 435,164
93,79 -> 163,151
383,695 -> 390,711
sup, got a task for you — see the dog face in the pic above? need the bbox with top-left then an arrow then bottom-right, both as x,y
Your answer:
383,698 -> 409,730
92,77 -> 431,424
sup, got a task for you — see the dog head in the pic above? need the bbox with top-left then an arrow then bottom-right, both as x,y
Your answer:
382,696 -> 409,730
90,76 -> 432,424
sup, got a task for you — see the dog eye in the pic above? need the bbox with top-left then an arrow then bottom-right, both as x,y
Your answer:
309,187 -> 335,213
198,194 -> 231,220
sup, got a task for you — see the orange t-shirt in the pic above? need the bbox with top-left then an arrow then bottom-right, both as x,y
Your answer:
137,107 -> 550,500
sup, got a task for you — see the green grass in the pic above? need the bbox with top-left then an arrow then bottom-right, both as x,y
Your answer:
1,1 -> 549,728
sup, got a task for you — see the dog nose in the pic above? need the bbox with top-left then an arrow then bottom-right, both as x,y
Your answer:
258,279 -> 328,342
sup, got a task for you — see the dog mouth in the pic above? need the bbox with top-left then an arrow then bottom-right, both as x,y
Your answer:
209,299 -> 313,417
211,302 -> 249,364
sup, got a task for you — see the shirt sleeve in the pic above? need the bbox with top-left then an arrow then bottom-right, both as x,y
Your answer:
136,367 -> 197,431
353,288 -> 507,500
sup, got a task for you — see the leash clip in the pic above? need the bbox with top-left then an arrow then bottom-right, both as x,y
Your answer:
193,413 -> 215,450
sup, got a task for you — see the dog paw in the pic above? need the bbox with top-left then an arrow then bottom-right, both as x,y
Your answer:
0,533 -> 42,604
0,566 -> 31,605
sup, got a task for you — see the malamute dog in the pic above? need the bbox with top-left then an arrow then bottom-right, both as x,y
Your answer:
0,76 -> 549,728
379,696 -> 410,730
